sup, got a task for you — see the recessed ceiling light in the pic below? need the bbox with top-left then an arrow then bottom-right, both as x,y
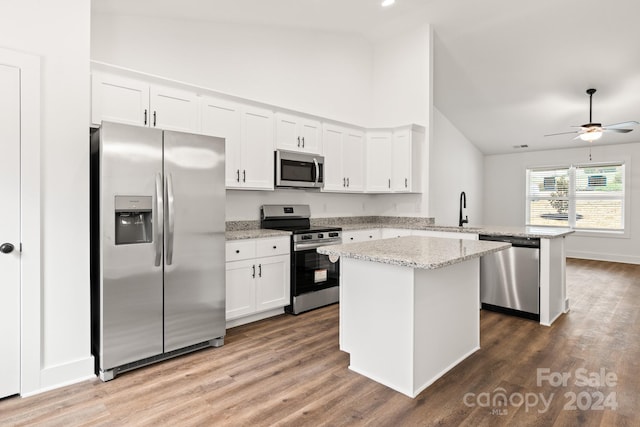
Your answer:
382,0 -> 396,7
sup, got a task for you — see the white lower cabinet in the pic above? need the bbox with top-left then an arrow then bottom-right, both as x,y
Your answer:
225,237 -> 290,327
380,228 -> 412,239
342,229 -> 381,243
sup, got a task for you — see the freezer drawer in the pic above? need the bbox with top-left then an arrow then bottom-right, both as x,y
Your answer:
480,243 -> 540,317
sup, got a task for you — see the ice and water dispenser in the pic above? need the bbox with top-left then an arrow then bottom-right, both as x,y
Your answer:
114,196 -> 153,245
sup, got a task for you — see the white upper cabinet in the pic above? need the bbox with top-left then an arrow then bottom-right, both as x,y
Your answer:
91,71 -> 149,127
201,96 -> 243,188
322,124 -> 364,192
149,85 -> 200,133
241,106 -> 275,190
275,112 -> 322,154
91,64 -> 425,195
365,126 -> 423,193
365,131 -> 393,192
201,95 -> 274,190
91,70 -> 200,133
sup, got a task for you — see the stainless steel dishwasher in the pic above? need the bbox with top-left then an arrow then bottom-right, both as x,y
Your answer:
479,235 -> 540,320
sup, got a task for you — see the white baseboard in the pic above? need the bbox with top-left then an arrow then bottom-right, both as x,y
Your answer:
22,356 -> 96,397
566,251 -> 640,265
226,307 -> 285,329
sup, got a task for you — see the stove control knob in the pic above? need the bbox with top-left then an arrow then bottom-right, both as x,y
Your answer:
328,232 -> 339,237
317,233 -> 324,239
301,235 -> 312,240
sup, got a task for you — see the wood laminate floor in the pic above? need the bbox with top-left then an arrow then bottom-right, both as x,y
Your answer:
1,258 -> 639,426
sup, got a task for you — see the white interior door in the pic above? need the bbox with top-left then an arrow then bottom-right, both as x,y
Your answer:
0,63 -> 21,398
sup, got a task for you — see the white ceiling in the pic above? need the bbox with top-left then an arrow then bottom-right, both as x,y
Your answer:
93,0 -> 640,154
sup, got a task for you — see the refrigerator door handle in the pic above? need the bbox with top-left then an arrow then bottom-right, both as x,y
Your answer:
154,173 -> 163,267
166,173 -> 176,265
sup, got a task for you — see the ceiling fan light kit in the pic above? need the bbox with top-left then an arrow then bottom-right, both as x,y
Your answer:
578,129 -> 603,142
544,88 -> 638,141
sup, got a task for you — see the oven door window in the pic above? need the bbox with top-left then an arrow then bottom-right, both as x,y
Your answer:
292,249 -> 339,295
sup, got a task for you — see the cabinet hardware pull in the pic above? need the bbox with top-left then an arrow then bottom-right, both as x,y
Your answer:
347,177 -> 350,187
252,265 -> 256,278
242,170 -> 246,182
302,137 -> 305,148
343,177 -> 346,187
235,250 -> 240,254
237,169 -> 240,182
405,178 -> 408,188
350,237 -> 354,241
388,178 -> 391,188
153,111 -> 157,127
273,246 -> 277,249
144,109 -> 148,125
297,136 -> 300,147
258,264 -> 262,277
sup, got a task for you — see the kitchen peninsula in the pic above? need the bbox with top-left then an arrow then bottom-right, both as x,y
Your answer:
318,236 -> 510,398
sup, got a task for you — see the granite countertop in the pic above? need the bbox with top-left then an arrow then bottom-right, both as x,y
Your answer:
317,236 -> 511,270
339,223 -> 574,239
225,229 -> 291,241
224,216 -> 574,240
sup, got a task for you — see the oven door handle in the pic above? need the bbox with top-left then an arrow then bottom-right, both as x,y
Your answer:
294,240 -> 342,251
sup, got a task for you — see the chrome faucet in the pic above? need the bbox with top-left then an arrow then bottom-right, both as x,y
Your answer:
459,191 -> 468,227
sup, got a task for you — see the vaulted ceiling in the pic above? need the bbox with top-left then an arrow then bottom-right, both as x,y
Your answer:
93,0 -> 640,154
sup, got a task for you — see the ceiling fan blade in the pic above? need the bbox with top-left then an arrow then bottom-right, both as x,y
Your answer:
602,121 -> 639,129
544,130 -> 579,137
602,128 -> 633,133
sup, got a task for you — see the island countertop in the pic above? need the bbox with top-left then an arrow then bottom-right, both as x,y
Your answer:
317,235 -> 511,270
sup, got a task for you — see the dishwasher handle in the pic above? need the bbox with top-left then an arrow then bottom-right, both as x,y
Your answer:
479,234 -> 540,248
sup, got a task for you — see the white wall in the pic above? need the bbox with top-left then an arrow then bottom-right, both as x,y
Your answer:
91,13 -> 373,126
369,23 -> 432,217
371,24 -> 431,128
429,108 -> 484,226
91,13 -> 435,219
484,142 -> 640,264
0,0 -> 94,394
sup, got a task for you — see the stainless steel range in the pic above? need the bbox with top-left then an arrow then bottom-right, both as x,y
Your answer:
260,205 -> 341,314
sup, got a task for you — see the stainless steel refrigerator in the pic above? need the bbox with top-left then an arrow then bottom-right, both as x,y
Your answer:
90,121 -> 226,381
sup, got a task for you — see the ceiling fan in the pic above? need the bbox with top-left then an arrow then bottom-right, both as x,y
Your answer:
544,88 -> 639,142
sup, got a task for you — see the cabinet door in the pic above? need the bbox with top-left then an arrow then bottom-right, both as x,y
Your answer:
275,112 -> 300,151
299,118 -> 322,154
392,129 -> 411,192
201,96 -> 243,188
380,228 -> 412,239
91,71 -> 149,127
150,84 -> 200,133
226,259 -> 257,320
256,254 -> 290,312
343,129 -> 365,192
365,132 -> 393,192
275,113 -> 321,154
343,229 -> 381,243
322,125 -> 345,191
241,106 -> 275,190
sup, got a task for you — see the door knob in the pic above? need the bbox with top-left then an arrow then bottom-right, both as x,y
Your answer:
0,243 -> 15,254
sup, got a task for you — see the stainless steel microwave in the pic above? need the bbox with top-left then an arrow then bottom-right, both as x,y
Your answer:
275,150 -> 324,189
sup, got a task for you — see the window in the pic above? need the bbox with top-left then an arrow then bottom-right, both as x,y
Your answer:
526,162 -> 625,232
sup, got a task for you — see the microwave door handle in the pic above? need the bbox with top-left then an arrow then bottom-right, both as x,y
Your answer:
165,173 -> 175,265
154,173 -> 163,267
313,158 -> 319,185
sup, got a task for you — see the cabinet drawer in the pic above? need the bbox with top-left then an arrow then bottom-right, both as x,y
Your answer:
226,240 -> 256,262
256,237 -> 290,258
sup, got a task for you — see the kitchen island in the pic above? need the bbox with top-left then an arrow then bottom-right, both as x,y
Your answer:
318,236 -> 510,398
